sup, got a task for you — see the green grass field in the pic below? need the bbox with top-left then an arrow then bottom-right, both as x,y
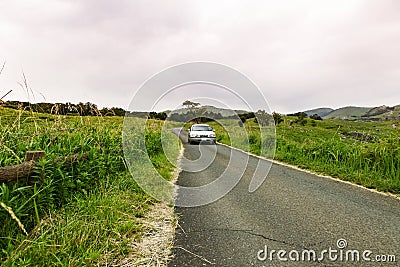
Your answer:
0,107 -> 178,266
1,106 -> 399,265
210,117 -> 400,195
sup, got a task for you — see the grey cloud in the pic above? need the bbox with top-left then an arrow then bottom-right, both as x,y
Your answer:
0,0 -> 399,113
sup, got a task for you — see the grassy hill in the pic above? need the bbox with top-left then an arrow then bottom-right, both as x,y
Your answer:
303,107 -> 334,117
323,106 -> 372,120
365,105 -> 400,120
322,105 -> 400,121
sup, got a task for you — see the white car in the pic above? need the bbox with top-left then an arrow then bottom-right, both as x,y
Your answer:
187,124 -> 216,144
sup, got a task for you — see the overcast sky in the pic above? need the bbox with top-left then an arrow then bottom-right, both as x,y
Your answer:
0,0 -> 399,113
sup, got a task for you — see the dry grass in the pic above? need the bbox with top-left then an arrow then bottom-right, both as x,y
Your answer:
110,202 -> 176,267
0,201 -> 28,236
108,142 -> 184,267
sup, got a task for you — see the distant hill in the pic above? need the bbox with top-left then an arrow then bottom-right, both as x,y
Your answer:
364,105 -> 393,117
319,105 -> 400,121
292,104 -> 400,121
165,105 -> 249,117
363,105 -> 400,120
323,106 -> 372,120
303,108 -> 334,118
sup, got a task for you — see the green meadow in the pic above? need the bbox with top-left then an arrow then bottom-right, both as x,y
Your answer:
0,107 -> 178,266
1,105 -> 399,266
210,117 -> 400,195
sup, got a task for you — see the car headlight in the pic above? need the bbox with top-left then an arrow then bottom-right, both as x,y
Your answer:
190,134 -> 199,137
209,133 -> 216,137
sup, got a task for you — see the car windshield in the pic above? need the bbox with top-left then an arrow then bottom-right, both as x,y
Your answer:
192,125 -> 212,131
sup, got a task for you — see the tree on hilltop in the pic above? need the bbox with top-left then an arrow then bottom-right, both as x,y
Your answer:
272,112 -> 284,125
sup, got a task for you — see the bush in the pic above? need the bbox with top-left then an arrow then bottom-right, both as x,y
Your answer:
310,114 -> 322,120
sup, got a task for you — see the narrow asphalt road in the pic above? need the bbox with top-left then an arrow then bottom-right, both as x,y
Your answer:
169,129 -> 399,266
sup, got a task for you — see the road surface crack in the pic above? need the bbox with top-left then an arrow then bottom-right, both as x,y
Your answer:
187,228 -> 310,250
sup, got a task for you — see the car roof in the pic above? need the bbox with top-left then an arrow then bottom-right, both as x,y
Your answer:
192,124 -> 210,127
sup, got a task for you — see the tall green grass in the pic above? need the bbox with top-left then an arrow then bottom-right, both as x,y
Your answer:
211,118 -> 400,194
0,107 -> 179,265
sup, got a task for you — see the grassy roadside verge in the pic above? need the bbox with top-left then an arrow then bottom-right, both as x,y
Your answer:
0,107 -> 179,266
209,118 -> 400,195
